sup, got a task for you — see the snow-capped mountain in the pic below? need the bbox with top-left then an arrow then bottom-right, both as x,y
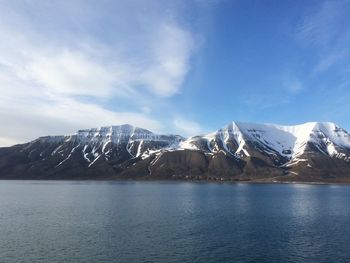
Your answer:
0,122 -> 349,182
180,121 -> 350,164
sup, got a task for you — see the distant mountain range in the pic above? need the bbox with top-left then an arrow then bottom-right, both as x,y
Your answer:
1,122 -> 350,183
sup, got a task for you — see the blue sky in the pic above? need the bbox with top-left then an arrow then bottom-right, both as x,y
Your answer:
0,0 -> 350,145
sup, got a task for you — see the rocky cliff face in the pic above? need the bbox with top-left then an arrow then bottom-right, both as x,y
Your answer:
1,122 -> 350,182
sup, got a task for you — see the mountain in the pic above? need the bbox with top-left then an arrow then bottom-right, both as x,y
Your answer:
0,122 -> 350,182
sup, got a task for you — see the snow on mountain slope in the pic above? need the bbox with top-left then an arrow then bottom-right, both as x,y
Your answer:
2,121 -> 350,180
17,122 -> 350,169
178,122 -> 249,157
32,124 -> 183,167
178,121 -> 350,165
76,124 -> 163,143
75,124 -> 182,157
306,122 -> 350,161
235,122 -> 316,159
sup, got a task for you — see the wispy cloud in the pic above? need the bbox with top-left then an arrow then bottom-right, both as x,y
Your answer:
296,0 -> 350,72
0,0 -> 202,145
282,74 -> 303,94
27,50 -> 121,98
141,23 -> 195,97
313,50 -> 349,73
296,1 -> 345,47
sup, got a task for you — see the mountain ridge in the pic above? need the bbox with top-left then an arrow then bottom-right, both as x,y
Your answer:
0,121 -> 349,182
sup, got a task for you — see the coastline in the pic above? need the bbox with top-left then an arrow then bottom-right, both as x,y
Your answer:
1,177 -> 350,186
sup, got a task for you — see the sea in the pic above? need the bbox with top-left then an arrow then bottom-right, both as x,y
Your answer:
1,180 -> 350,262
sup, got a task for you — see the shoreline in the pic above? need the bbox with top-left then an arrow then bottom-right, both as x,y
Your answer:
1,178 -> 350,186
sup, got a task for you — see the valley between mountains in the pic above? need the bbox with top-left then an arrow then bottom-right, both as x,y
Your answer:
1,122 -> 350,183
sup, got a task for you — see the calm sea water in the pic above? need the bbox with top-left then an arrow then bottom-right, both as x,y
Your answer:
0,181 -> 350,262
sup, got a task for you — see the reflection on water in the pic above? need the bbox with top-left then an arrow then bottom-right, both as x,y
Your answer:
0,181 -> 350,262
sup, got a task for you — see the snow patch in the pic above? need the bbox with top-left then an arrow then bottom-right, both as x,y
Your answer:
55,144 -> 80,168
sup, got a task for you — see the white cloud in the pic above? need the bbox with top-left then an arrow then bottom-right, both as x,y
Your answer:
0,95 -> 163,144
27,50 -> 119,98
22,22 -> 195,99
141,24 -> 194,97
0,1 -> 200,146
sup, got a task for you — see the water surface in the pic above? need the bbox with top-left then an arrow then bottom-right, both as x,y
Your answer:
0,181 -> 350,262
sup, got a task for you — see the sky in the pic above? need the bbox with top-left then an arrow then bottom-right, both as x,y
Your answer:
0,0 -> 350,146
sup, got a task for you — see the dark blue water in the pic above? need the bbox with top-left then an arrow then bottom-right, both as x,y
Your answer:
1,181 -> 350,262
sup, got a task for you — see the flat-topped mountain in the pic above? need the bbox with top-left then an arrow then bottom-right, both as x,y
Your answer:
1,122 -> 350,182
